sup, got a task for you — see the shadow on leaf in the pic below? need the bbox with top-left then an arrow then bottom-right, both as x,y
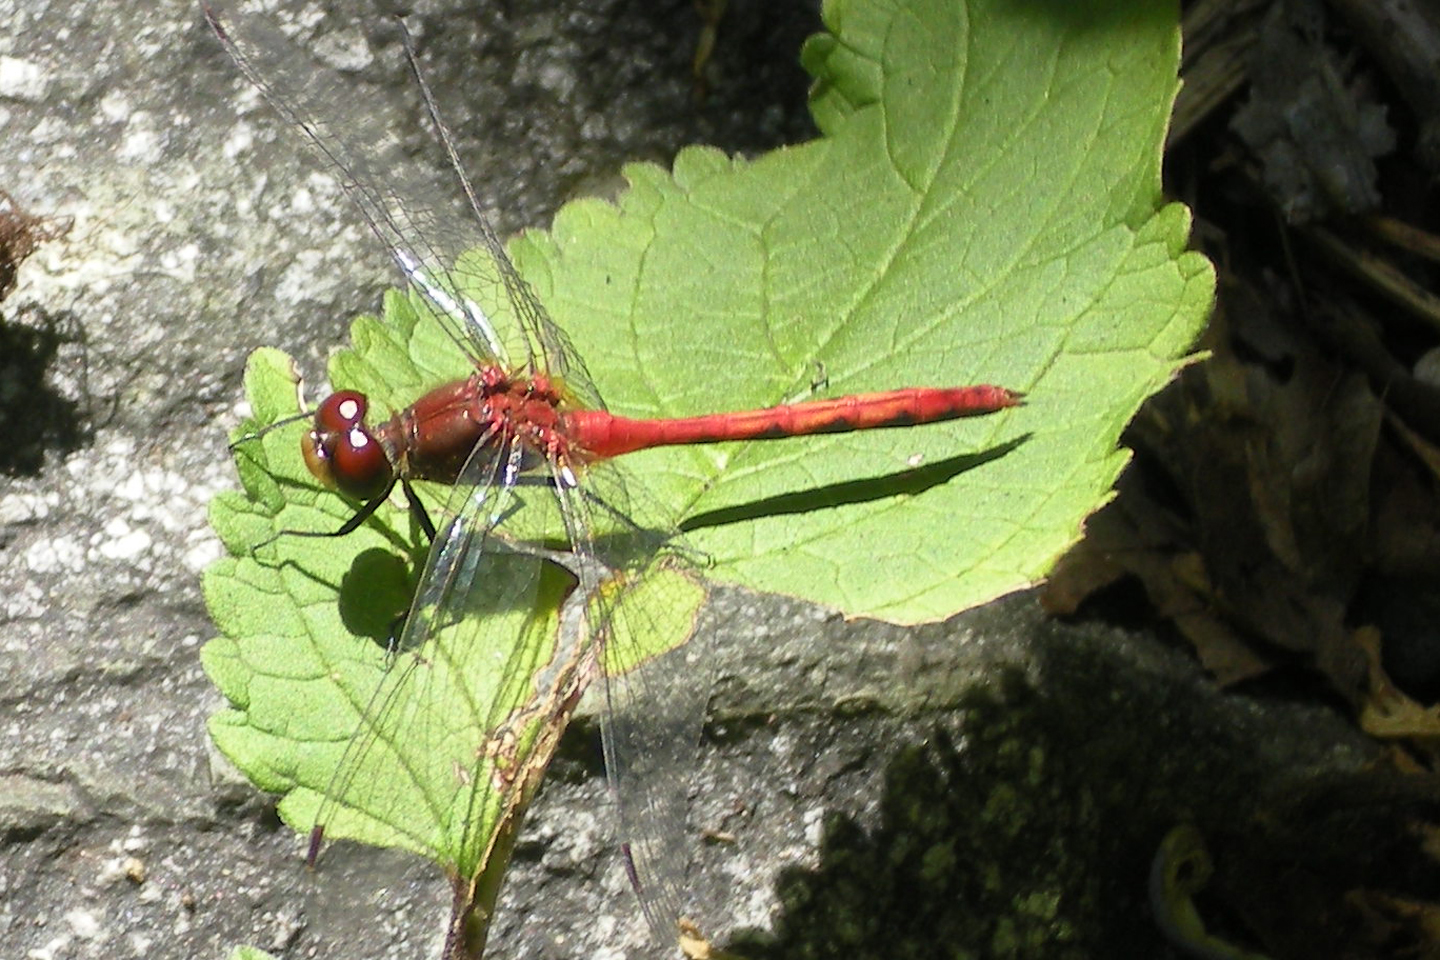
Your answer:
681,435 -> 1031,533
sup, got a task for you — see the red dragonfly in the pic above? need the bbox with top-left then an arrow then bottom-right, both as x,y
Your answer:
208,7 -> 1020,958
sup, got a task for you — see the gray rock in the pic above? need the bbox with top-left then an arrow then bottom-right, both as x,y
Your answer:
0,1 -> 1375,959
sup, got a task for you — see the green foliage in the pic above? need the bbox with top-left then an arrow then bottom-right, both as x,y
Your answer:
226,947 -> 279,960
512,0 -> 1209,620
203,0 -> 1210,939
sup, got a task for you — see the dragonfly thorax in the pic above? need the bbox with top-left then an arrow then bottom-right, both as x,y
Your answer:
302,370 -> 589,507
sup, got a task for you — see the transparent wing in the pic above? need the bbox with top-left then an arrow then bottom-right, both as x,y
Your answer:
204,4 -> 600,404
210,3 -> 716,946
601,558 -> 716,945
550,459 -> 718,946
301,428 -> 598,889
297,433 -> 501,860
393,21 -> 597,403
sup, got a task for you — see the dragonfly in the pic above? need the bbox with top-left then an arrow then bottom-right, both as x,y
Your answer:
206,6 -> 1021,958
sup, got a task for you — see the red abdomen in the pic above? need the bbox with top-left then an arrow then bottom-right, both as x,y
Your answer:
563,385 -> 1021,460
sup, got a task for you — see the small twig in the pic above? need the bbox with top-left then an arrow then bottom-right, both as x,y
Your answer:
1363,215 -> 1440,266
1305,226 -> 1440,336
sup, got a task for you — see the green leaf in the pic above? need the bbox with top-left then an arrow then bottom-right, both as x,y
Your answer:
272,549 -> 573,873
203,0 -> 1209,943
511,0 -> 1210,621
226,947 -> 280,960
206,348 -> 706,893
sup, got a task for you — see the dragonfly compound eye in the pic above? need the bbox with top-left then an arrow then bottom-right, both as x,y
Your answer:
302,391 -> 394,501
315,390 -> 368,433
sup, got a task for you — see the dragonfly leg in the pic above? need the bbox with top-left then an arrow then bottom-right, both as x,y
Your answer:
400,477 -> 437,541
327,484 -> 395,537
245,479 -> 397,554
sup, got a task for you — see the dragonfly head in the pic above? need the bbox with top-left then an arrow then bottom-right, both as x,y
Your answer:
302,390 -> 394,501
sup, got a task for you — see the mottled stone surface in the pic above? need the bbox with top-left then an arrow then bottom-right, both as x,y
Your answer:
0,2 -> 1371,959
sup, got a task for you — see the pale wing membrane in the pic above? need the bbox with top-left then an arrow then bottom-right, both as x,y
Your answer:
602,560 -> 715,942
306,435 -> 521,865
208,6 -> 508,371
551,458 -> 717,944
394,24 -> 599,405
400,440 -> 576,879
211,3 -> 716,946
